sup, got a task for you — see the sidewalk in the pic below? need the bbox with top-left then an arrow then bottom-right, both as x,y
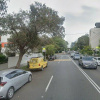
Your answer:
0,63 -> 8,71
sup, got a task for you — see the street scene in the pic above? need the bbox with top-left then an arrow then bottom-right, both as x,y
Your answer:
0,0 -> 100,100
9,54 -> 100,100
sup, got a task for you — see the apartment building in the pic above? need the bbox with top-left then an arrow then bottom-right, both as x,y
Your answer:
89,23 -> 100,49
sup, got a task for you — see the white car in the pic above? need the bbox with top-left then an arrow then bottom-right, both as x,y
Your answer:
71,53 -> 75,57
0,69 -> 32,99
93,57 -> 100,65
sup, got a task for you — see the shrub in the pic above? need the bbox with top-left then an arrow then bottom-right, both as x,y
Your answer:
0,53 -> 8,64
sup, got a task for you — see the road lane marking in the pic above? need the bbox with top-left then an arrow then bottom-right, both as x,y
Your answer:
45,75 -> 53,92
68,56 -> 100,93
54,59 -> 71,61
58,55 -> 63,63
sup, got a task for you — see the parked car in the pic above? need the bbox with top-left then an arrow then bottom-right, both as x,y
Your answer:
70,52 -> 75,57
93,57 -> 100,66
73,54 -> 80,60
0,69 -> 32,99
48,55 -> 56,61
78,56 -> 97,69
29,57 -> 48,71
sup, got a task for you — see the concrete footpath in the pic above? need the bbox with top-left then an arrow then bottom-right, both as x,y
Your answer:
0,63 -> 8,71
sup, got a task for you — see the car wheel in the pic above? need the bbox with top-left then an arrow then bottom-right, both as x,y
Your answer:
41,66 -> 44,71
6,87 -> 14,100
28,75 -> 32,82
95,66 -> 97,69
82,63 -> 84,68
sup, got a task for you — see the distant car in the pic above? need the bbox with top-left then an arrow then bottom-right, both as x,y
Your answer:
73,54 -> 80,60
70,53 -> 75,57
29,57 -> 48,71
93,57 -> 100,66
0,69 -> 32,99
78,56 -> 97,69
48,55 -> 56,61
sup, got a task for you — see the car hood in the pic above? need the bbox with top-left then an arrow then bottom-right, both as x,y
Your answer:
82,61 -> 95,65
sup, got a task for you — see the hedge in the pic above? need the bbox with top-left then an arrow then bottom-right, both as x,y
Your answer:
0,54 -> 8,64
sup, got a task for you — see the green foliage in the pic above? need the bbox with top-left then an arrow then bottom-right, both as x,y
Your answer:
80,46 -> 93,55
30,2 -> 65,38
52,37 -> 68,53
45,44 -> 55,56
0,2 -> 65,68
20,66 -> 29,71
0,53 -> 8,64
0,0 -> 9,15
71,34 -> 89,50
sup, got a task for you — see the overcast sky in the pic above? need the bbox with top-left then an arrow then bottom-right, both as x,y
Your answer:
6,0 -> 100,47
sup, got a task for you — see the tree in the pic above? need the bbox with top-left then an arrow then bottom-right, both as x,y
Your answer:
71,34 -> 89,50
80,46 -> 93,55
0,0 -> 9,53
0,0 -> 9,15
45,44 -> 55,56
52,36 -> 68,53
1,2 -> 65,68
77,34 -> 89,50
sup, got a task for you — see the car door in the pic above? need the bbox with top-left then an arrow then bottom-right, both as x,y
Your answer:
16,70 -> 29,86
6,71 -> 21,90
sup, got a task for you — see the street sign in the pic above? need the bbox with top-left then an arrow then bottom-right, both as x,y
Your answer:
42,48 -> 46,52
96,46 -> 100,49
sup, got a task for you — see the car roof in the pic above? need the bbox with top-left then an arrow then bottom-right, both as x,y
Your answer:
0,69 -> 19,77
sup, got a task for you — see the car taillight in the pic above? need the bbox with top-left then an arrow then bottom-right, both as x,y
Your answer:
0,82 -> 7,86
39,64 -> 40,66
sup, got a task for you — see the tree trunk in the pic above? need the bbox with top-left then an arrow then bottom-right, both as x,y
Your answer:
16,53 -> 24,68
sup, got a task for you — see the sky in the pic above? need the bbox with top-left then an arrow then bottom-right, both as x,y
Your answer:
6,0 -> 100,47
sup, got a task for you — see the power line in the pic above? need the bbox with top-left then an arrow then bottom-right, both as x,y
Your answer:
65,33 -> 88,35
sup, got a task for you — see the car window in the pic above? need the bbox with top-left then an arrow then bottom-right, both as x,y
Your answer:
6,71 -> 18,79
80,57 -> 82,59
98,58 -> 100,60
75,54 -> 80,56
30,59 -> 38,63
83,57 -> 93,61
16,70 -> 26,75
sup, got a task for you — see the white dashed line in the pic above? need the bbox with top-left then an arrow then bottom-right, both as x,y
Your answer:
45,75 -> 53,92
68,56 -> 100,93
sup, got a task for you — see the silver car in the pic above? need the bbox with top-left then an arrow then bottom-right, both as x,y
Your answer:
78,56 -> 97,69
0,69 -> 32,99
73,54 -> 80,60
93,57 -> 100,66
71,52 -> 75,57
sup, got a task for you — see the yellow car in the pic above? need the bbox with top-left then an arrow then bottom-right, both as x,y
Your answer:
29,57 -> 48,71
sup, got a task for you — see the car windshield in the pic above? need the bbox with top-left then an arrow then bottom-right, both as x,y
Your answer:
83,57 -> 93,61
98,58 -> 100,60
30,59 -> 38,63
75,54 -> 80,56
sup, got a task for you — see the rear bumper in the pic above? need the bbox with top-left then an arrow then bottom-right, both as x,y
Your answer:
0,87 -> 7,99
29,66 -> 41,70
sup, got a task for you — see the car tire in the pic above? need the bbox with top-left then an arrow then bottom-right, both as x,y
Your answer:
28,75 -> 32,82
95,66 -> 97,69
6,87 -> 14,100
41,66 -> 44,71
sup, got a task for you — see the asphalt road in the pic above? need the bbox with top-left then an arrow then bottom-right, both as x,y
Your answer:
11,54 -> 100,100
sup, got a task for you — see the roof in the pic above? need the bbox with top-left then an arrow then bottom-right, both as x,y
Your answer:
0,69 -> 18,77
